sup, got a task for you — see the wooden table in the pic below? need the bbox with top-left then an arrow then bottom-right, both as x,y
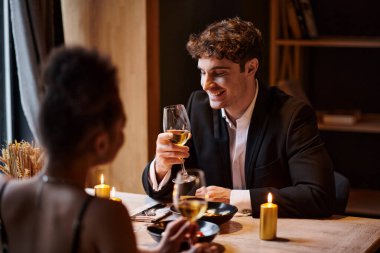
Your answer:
112,191 -> 380,253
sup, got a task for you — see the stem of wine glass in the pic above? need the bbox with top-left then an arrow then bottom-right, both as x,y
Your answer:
180,158 -> 188,177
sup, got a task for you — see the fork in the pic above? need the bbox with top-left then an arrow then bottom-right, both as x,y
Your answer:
144,208 -> 156,216
143,203 -> 166,216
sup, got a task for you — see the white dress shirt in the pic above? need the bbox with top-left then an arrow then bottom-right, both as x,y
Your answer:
149,81 -> 259,212
221,82 -> 258,213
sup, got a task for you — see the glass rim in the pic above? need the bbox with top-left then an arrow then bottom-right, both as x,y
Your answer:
163,104 -> 186,110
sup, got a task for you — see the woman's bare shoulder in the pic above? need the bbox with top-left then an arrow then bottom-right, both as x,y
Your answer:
82,197 -> 138,253
87,197 -> 131,219
0,174 -> 10,188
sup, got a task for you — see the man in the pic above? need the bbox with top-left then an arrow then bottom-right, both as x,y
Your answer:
142,17 -> 335,218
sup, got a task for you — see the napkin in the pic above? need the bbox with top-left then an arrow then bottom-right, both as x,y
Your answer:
130,203 -> 172,222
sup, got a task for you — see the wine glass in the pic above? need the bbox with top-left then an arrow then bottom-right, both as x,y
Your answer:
163,104 -> 191,177
173,169 -> 208,222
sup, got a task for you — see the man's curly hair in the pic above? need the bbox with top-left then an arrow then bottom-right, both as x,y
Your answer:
186,17 -> 262,72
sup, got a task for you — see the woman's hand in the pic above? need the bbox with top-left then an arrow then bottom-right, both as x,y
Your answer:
185,242 -> 219,253
156,218 -> 219,253
157,218 -> 196,253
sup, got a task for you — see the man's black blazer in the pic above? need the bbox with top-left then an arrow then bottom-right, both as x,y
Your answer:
142,85 -> 335,218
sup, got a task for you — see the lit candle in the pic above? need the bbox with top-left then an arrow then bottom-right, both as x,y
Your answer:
260,192 -> 278,240
110,187 -> 122,202
94,174 -> 111,199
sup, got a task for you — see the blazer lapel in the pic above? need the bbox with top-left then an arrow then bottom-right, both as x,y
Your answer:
213,110 -> 233,188
245,85 -> 270,189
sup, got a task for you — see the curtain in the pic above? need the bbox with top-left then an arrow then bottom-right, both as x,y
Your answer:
9,0 -> 64,142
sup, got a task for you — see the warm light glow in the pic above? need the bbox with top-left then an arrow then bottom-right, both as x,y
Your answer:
111,187 -> 116,198
100,174 -> 104,184
268,193 -> 273,203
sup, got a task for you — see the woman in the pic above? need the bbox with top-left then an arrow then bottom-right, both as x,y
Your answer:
0,47 -> 208,253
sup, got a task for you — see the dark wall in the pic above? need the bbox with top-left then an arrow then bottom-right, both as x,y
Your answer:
309,0 -> 380,189
312,0 -> 380,37
308,0 -> 380,113
321,132 -> 380,189
159,0 -> 270,115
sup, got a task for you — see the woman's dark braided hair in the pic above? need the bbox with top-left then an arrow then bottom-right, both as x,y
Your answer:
39,46 -> 124,157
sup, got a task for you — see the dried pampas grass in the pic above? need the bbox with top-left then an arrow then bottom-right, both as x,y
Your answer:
0,141 -> 44,179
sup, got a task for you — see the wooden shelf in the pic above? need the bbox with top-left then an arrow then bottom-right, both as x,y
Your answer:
275,37 -> 380,48
270,0 -> 380,135
318,113 -> 380,134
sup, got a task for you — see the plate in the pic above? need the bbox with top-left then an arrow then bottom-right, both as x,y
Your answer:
147,220 -> 219,244
170,201 -> 238,225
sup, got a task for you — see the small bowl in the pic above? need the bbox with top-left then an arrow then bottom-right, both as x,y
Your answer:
147,220 -> 219,243
171,201 -> 238,225
201,201 -> 238,225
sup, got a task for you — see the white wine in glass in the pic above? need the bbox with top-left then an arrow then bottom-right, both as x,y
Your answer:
165,129 -> 191,146
173,169 -> 208,222
163,104 -> 191,177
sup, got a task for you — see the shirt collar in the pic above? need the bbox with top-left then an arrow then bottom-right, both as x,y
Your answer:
221,80 -> 259,128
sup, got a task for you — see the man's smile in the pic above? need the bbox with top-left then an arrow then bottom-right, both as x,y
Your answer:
208,89 -> 225,98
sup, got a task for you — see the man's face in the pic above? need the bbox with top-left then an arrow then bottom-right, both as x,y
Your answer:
198,57 -> 253,115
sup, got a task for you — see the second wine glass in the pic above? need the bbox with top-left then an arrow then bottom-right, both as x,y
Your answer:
163,104 -> 191,177
173,169 -> 208,222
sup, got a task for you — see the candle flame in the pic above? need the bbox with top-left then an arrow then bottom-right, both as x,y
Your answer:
100,174 -> 104,184
111,187 -> 116,198
268,193 -> 273,203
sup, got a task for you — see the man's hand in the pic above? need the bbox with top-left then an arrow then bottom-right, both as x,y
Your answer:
155,132 -> 190,181
202,186 -> 231,204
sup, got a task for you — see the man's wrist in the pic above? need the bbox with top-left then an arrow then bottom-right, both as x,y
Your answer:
149,160 -> 172,192
154,162 -> 169,182
230,189 -> 252,213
